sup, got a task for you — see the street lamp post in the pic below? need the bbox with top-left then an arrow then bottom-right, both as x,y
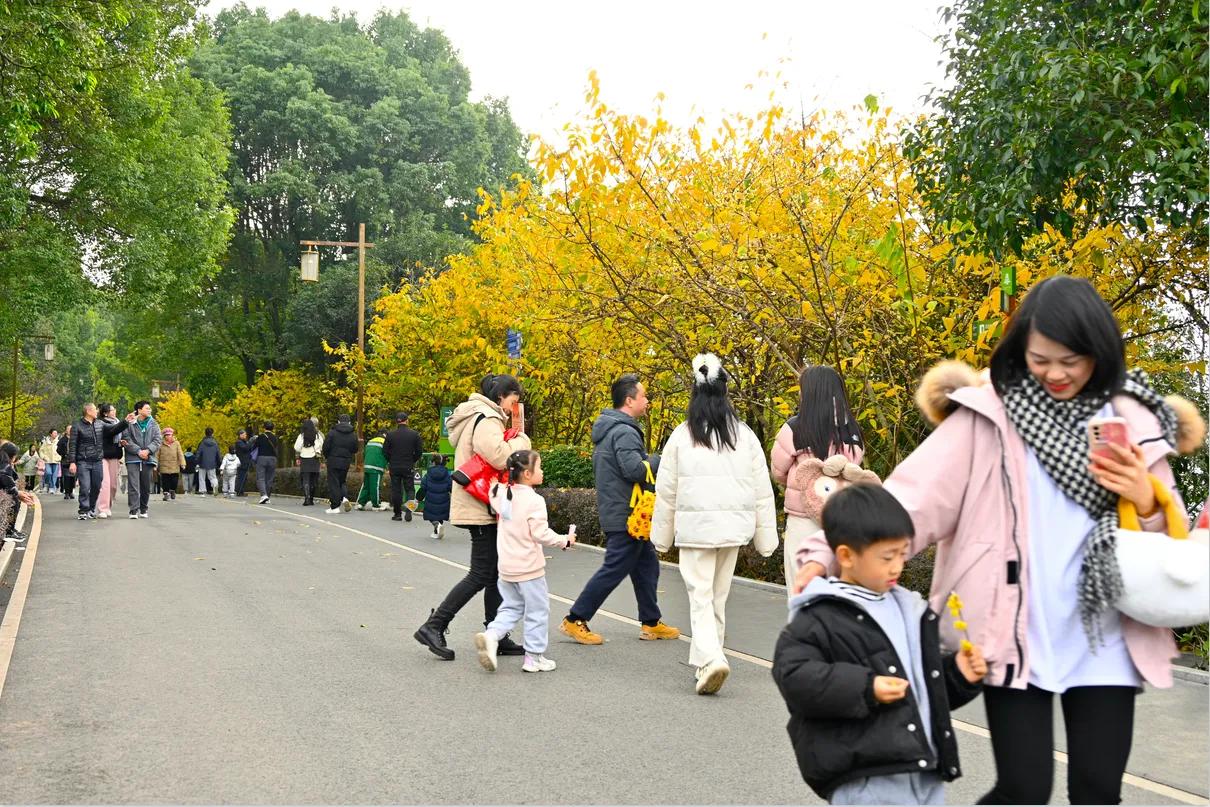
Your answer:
10,333 -> 55,439
299,223 -> 375,452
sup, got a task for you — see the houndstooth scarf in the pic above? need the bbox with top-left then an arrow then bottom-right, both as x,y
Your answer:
1001,370 -> 1178,649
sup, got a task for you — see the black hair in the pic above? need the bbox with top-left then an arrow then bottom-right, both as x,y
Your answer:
300,418 -> 317,447
204,427 -> 214,437
431,454 -> 447,467
1,442 -> 17,462
489,374 -> 523,405
133,400 -> 150,413
791,366 -> 864,459
990,275 -> 1125,398
28,443 -> 37,454
492,449 -> 540,502
102,403 -> 116,418
479,374 -> 498,397
263,421 -> 274,431
687,363 -> 737,451
227,444 -> 236,454
822,484 -> 915,553
611,374 -> 642,408
239,428 -> 248,437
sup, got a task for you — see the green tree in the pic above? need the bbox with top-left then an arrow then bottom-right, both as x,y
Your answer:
906,0 -> 1209,254
187,6 -> 531,383
0,1 -> 234,321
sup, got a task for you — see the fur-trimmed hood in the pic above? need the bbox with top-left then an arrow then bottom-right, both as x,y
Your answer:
914,360 -> 1207,455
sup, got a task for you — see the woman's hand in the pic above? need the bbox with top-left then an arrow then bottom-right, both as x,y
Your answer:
792,561 -> 826,595
873,676 -> 909,704
1089,443 -> 1155,515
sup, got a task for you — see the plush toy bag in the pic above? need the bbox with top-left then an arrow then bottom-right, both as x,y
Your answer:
626,461 -> 656,541
1114,475 -> 1209,628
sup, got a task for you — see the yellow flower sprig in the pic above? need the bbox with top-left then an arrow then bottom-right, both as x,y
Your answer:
947,591 -> 973,653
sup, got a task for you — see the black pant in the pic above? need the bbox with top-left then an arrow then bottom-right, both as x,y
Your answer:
24,475 -> 35,491
235,462 -> 249,494
978,684 -> 1136,805
327,466 -> 349,509
430,524 -> 501,629
160,472 -> 179,494
390,469 -> 415,516
76,459 -> 104,514
301,470 -> 320,502
62,472 -> 76,497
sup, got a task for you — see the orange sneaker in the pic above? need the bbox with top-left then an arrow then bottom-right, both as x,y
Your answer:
560,617 -> 603,645
640,621 -> 680,640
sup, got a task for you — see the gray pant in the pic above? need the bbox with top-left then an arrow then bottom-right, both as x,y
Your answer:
486,576 -> 550,654
127,462 -> 153,514
198,467 -> 218,494
255,456 -> 277,498
75,459 -> 104,515
830,771 -> 945,805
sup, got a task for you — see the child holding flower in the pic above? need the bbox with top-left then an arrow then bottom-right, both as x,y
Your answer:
773,484 -> 988,804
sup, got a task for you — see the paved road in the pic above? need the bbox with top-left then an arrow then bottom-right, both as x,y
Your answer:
0,493 -> 1203,804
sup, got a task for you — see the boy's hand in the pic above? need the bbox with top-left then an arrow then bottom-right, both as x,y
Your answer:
873,675 -> 910,703
957,643 -> 988,683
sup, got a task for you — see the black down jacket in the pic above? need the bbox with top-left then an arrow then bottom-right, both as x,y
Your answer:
771,582 -> 982,799
323,423 -> 360,470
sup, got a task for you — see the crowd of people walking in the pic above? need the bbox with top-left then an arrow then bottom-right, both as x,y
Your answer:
2,277 -> 1206,805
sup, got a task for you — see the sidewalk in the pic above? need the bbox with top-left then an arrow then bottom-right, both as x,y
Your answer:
312,501 -> 1208,801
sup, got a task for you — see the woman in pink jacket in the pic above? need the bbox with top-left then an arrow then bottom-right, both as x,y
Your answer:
770,365 -> 864,594
794,276 -> 1205,804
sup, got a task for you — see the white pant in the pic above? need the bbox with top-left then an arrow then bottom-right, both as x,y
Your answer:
198,468 -> 218,493
678,546 -> 739,669
783,514 -> 820,602
222,473 -> 237,495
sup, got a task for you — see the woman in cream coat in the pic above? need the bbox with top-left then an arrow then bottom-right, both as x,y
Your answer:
651,354 -> 778,695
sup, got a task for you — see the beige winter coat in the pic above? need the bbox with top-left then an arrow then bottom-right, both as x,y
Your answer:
157,441 -> 187,473
446,393 -> 532,526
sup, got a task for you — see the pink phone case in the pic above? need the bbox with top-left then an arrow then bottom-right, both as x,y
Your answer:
1088,417 -> 1129,460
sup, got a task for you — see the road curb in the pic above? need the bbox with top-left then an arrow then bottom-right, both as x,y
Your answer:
1174,665 -> 1209,685
0,501 -> 29,586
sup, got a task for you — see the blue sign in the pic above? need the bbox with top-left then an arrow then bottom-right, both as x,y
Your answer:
506,328 -> 523,360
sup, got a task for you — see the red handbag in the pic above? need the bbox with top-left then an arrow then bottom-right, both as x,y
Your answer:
451,415 -> 517,506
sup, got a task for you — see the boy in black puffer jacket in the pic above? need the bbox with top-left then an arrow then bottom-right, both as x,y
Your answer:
772,484 -> 987,805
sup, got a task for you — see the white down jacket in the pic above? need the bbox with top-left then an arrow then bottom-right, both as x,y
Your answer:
650,420 -> 778,555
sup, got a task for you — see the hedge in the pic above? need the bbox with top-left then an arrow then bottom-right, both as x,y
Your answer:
541,486 -> 938,592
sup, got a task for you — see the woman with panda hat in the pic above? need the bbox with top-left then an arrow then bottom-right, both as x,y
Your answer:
650,353 -> 779,695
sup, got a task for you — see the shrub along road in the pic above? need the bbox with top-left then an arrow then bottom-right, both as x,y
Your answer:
0,494 -> 1202,803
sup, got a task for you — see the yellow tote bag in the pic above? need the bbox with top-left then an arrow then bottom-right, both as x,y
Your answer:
626,461 -> 656,541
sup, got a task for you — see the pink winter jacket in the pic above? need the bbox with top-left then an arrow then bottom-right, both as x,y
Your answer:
796,373 -> 1189,690
489,484 -> 572,583
770,423 -> 864,518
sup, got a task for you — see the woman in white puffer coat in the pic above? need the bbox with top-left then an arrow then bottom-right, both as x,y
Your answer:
651,353 -> 778,696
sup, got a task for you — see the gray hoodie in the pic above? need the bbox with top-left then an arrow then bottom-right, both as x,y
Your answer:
122,417 -> 163,466
591,408 -> 660,534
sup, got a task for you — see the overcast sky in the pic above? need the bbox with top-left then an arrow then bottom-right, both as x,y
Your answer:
204,0 -> 950,141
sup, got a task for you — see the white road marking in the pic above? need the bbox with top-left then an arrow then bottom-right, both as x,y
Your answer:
0,499 -> 43,701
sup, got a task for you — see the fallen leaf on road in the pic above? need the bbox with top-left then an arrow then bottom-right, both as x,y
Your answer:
252,520 -> 261,525
401,586 -> 414,590
359,624 -> 367,628
210,567 -> 216,571
194,557 -> 205,561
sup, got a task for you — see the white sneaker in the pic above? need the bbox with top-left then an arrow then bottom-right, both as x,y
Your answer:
474,632 -> 498,672
430,528 -> 439,540
129,513 -> 139,519
356,503 -> 365,511
259,496 -> 269,504
325,507 -> 341,514
341,498 -> 353,512
98,511 -> 110,519
522,654 -> 556,673
375,503 -> 390,511
138,512 -> 149,519
436,523 -> 445,540
695,661 -> 730,695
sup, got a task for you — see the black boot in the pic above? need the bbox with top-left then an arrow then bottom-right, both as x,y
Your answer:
414,609 -> 455,660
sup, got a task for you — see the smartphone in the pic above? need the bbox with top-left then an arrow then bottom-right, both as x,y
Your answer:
512,401 -> 526,434
1088,416 -> 1129,461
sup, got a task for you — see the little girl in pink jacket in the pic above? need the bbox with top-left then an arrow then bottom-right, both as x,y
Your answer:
475,450 -> 575,674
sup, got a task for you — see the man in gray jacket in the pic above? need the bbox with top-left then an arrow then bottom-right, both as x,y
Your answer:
122,400 -> 162,519
560,374 -> 680,644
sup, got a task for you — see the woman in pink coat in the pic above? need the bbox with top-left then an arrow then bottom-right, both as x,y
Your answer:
794,276 -> 1205,804
770,365 -> 864,594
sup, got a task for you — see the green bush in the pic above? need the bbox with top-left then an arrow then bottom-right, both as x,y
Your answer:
539,445 -> 595,488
